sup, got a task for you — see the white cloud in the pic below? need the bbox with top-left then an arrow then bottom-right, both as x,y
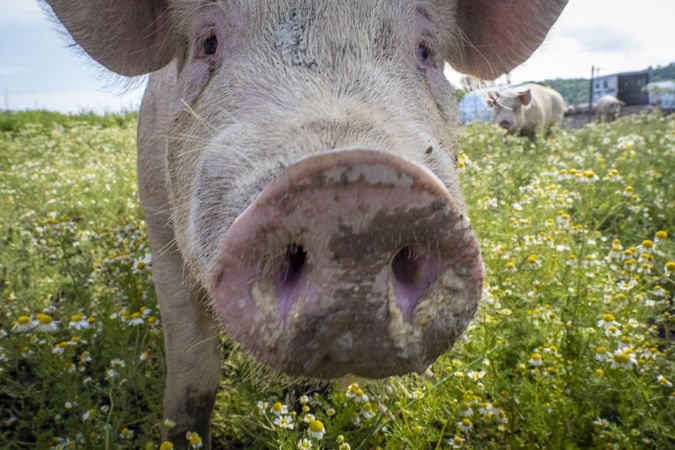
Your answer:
4,87 -> 145,113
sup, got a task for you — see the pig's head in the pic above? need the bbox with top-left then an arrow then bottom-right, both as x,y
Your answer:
47,0 -> 567,378
487,89 -> 532,133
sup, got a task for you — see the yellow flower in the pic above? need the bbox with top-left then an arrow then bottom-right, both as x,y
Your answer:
613,353 -> 629,364
186,431 -> 203,448
36,313 -> 52,324
17,316 -> 31,325
528,353 -> 543,366
271,402 -> 287,415
308,420 -> 326,439
665,261 -> 675,275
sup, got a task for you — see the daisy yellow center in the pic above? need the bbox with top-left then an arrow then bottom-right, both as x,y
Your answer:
309,420 -> 324,433
655,231 -> 667,239
37,314 -> 52,324
531,353 -> 542,360
602,313 -> 615,322
613,353 -> 629,363
159,442 -> 174,450
642,240 -> 653,248
131,312 -> 142,319
462,418 -> 471,426
666,262 -> 675,272
188,433 -> 201,445
607,326 -> 618,333
528,255 -> 538,264
71,313 -> 83,321
17,316 -> 31,325
272,402 -> 283,412
596,347 -> 606,354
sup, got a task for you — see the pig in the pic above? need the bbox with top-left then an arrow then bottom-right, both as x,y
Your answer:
487,83 -> 565,138
595,95 -> 625,122
44,0 -> 568,447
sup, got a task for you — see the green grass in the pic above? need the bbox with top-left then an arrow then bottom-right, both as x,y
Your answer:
0,111 -> 673,449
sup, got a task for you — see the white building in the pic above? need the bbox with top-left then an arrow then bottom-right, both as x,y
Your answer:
646,81 -> 675,111
591,71 -> 649,105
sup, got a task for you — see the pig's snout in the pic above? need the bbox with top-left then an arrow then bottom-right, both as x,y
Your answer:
210,149 -> 483,378
499,120 -> 512,130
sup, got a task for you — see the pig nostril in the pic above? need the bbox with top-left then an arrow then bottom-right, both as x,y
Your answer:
276,243 -> 307,318
281,243 -> 307,286
392,246 -> 420,287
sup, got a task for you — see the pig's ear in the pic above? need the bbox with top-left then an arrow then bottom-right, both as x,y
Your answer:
517,90 -> 532,106
44,0 -> 173,76
445,0 -> 568,79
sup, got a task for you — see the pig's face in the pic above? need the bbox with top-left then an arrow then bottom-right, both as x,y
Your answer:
46,0 -> 569,378
488,90 -> 530,133
167,2 -> 477,377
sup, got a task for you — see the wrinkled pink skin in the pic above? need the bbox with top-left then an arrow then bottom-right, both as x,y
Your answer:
45,0 -> 568,447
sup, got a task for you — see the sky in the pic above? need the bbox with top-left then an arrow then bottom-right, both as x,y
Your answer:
1,0 -> 673,113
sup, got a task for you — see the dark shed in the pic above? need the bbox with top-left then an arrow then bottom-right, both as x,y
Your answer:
617,71 -> 650,105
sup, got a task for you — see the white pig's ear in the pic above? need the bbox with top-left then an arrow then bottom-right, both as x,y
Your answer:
517,90 -> 532,106
44,0 -> 174,76
445,0 -> 568,80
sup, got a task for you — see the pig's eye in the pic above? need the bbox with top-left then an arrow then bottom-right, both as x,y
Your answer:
416,42 -> 435,68
203,34 -> 218,55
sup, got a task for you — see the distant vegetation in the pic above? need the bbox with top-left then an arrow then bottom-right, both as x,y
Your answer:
0,109 -> 138,132
539,77 -> 589,105
649,62 -> 675,82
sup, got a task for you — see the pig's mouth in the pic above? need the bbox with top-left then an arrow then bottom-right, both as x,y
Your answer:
210,149 -> 483,378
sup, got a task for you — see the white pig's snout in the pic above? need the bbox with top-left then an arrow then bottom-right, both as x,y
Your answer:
209,149 -> 483,378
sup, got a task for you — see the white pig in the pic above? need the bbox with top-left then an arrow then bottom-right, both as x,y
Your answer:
487,83 -> 565,137
44,0 -> 568,447
595,95 -> 625,122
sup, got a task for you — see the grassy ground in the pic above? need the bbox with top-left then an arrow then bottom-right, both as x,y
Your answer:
0,111 -> 673,449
